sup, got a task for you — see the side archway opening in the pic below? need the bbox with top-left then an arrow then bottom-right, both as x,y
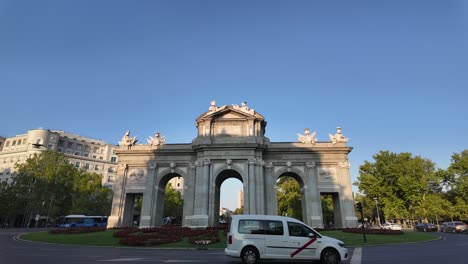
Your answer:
276,173 -> 305,221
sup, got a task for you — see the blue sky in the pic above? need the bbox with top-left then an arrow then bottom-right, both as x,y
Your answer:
1,1 -> 467,211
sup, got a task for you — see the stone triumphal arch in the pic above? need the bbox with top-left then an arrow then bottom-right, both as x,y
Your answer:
108,102 -> 358,228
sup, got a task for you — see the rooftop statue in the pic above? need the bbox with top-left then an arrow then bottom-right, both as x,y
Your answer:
232,101 -> 255,115
208,100 -> 218,112
329,127 -> 349,145
298,128 -> 317,144
119,131 -> 138,149
147,132 -> 166,147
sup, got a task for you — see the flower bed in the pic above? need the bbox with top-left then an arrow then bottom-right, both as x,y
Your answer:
113,226 -> 222,246
342,228 -> 403,235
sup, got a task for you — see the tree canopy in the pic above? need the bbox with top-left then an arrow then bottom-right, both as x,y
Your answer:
0,151 -> 112,226
355,150 -> 468,223
277,176 -> 302,220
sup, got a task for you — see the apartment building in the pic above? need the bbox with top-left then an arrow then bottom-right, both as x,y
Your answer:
0,129 -> 118,186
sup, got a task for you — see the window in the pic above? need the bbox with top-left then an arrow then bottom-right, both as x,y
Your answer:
108,167 -> 114,173
74,152 -> 80,156
92,155 -> 96,159
84,163 -> 90,170
5,141 -> 9,147
94,147 -> 99,154
58,148 -> 63,152
77,144 -> 82,151
75,162 -> 80,168
111,157 -> 117,162
266,221 -> 284,235
12,140 -> 16,146
48,144 -> 53,150
94,165 -> 99,171
287,222 -> 313,237
239,220 -> 263,234
99,156 -> 103,160
238,220 -> 284,235
67,142 -> 73,148
84,153 -> 89,157
58,139 -> 64,147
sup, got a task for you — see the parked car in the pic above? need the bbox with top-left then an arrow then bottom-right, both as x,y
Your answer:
442,221 -> 467,233
381,223 -> 402,231
225,214 -> 348,264
414,223 -> 438,232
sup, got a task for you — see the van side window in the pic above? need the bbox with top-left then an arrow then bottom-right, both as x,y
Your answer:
287,222 -> 313,237
238,220 -> 284,235
239,220 -> 264,234
265,220 -> 284,236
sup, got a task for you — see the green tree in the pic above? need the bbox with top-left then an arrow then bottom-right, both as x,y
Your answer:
277,176 -> 302,220
355,151 -> 441,221
11,151 -> 112,225
233,207 -> 244,215
443,150 -> 468,220
163,183 -> 183,219
321,195 -> 334,226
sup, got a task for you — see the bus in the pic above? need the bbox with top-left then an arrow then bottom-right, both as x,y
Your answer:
58,215 -> 108,228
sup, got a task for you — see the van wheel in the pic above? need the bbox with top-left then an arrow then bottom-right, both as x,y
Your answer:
320,248 -> 340,264
241,246 -> 259,264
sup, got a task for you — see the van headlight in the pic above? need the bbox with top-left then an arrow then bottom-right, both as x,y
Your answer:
337,241 -> 345,248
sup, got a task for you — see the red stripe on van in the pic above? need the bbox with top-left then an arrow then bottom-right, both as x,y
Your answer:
290,238 -> 317,258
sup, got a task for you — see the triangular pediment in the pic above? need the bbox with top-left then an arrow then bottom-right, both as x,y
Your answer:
197,105 -> 261,122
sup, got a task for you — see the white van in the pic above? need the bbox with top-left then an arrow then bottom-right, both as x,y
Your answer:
225,215 -> 348,264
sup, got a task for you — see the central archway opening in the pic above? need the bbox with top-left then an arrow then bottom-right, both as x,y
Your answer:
157,173 -> 184,226
276,174 -> 304,221
215,169 -> 243,226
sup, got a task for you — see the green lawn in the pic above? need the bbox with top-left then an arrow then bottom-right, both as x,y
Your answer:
20,230 -> 121,246
20,229 -> 439,248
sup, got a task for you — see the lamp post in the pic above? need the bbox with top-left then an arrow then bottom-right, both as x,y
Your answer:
374,197 -> 381,227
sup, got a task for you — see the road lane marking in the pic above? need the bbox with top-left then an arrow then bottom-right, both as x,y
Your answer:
100,258 -> 145,262
164,260 -> 201,263
350,247 -> 362,264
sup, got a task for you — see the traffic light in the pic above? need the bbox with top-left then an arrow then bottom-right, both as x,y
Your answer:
356,202 -> 363,213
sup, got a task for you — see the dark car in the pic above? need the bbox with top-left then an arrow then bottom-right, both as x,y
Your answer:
414,223 -> 438,232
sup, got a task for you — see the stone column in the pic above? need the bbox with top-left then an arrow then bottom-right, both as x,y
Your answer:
339,160 -> 358,227
305,162 -> 323,227
190,160 -> 210,227
140,163 -> 157,227
248,159 -> 257,214
255,160 -> 265,214
182,163 -> 196,227
108,163 -> 127,228
263,162 -> 277,215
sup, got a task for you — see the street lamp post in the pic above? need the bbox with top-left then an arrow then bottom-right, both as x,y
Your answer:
374,197 -> 381,227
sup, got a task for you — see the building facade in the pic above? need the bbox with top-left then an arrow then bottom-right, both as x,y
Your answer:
0,129 -> 118,186
109,102 -> 358,228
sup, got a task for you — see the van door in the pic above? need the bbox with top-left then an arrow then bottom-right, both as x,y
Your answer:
286,222 -> 319,260
264,220 -> 289,258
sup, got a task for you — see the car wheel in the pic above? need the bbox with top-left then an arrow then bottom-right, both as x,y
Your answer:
321,248 -> 340,264
241,246 -> 259,264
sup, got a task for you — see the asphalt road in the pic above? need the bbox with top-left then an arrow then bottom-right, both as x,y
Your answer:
0,228 -> 466,264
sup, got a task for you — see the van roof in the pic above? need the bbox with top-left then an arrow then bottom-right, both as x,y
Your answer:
231,214 -> 301,222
